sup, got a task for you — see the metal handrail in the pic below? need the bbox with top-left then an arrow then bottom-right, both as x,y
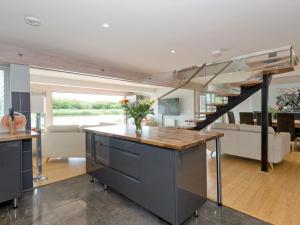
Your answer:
201,60 -> 233,88
157,63 -> 206,100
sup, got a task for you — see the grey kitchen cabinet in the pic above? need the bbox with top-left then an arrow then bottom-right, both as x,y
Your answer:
22,139 -> 33,191
0,138 -> 34,207
0,141 -> 22,206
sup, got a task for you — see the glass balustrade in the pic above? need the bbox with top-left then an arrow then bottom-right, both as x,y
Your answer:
154,46 -> 298,127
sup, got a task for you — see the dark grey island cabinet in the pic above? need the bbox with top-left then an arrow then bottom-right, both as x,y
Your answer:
85,125 -> 223,225
0,132 -> 37,207
0,141 -> 22,206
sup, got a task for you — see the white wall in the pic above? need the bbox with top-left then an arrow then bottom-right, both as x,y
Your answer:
151,88 -> 194,126
231,97 -> 253,121
10,64 -> 30,93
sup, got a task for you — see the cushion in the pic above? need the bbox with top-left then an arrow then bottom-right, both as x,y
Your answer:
211,123 -> 240,131
46,125 -> 80,133
239,124 -> 275,134
98,122 -> 116,126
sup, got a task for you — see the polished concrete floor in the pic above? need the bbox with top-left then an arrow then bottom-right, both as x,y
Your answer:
0,175 -> 270,225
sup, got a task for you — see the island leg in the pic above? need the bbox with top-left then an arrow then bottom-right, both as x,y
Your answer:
216,138 -> 222,206
13,198 -> 18,208
89,176 -> 94,183
103,184 -> 108,190
194,210 -> 199,217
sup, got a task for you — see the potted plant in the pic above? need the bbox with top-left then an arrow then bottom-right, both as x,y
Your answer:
120,99 -> 155,133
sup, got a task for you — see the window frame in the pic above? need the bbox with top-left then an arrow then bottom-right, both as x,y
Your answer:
0,65 -> 10,116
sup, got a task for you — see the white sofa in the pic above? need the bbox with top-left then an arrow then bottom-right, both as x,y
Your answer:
41,123 -> 115,159
207,123 -> 291,164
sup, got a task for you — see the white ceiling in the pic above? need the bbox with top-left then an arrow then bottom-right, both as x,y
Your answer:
1,0 -> 300,76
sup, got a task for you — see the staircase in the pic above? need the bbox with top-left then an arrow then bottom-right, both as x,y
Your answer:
194,80 -> 264,130
158,46 -> 298,130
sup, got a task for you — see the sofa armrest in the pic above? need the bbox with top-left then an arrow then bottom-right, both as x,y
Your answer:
273,132 -> 291,163
41,132 -> 85,158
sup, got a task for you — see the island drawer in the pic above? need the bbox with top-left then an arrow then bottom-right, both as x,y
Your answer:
95,141 -> 109,166
98,167 -> 141,204
95,135 -> 110,147
110,137 -> 141,155
110,147 -> 141,180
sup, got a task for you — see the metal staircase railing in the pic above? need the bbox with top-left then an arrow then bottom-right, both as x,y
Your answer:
157,63 -> 206,100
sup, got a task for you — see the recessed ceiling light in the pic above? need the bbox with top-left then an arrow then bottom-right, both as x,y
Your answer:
102,23 -> 110,28
24,16 -> 41,26
171,50 -> 176,54
211,49 -> 222,57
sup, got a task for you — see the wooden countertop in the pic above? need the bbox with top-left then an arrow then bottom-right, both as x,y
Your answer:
0,131 -> 38,142
84,125 -> 223,151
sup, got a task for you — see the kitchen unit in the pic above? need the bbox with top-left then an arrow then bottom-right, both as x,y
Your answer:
85,125 -> 223,225
0,131 -> 37,207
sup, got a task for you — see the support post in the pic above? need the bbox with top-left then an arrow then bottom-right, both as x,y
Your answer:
33,113 -> 48,182
216,137 -> 222,206
261,74 -> 272,172
194,89 -> 200,121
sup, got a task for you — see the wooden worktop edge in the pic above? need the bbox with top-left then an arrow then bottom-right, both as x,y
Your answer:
0,131 -> 38,142
84,126 -> 223,151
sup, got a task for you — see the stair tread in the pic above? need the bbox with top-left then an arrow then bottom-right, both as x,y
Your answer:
247,56 -> 290,68
201,90 -> 240,97
206,103 -> 226,106
225,80 -> 262,88
195,112 -> 215,115
248,65 -> 294,78
215,92 -> 240,97
261,65 -> 294,74
185,119 -> 203,122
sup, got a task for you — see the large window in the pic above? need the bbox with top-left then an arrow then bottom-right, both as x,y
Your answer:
52,93 -> 125,125
0,70 -> 5,116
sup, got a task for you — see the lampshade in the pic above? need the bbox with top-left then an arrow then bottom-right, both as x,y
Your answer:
31,93 -> 46,113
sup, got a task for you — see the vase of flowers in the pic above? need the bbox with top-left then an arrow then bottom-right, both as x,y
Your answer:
268,105 -> 279,120
120,99 -> 155,134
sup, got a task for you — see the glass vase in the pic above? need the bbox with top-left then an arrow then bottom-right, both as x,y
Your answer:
134,117 -> 142,134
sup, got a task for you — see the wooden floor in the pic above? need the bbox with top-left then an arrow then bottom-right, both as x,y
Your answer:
32,157 -> 86,187
207,151 -> 300,225
32,152 -> 300,225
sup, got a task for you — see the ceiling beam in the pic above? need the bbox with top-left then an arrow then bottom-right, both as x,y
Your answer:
0,43 -> 155,83
30,74 -> 158,93
31,83 -> 133,96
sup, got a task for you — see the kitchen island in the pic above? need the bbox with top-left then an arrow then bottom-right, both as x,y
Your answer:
85,125 -> 223,225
